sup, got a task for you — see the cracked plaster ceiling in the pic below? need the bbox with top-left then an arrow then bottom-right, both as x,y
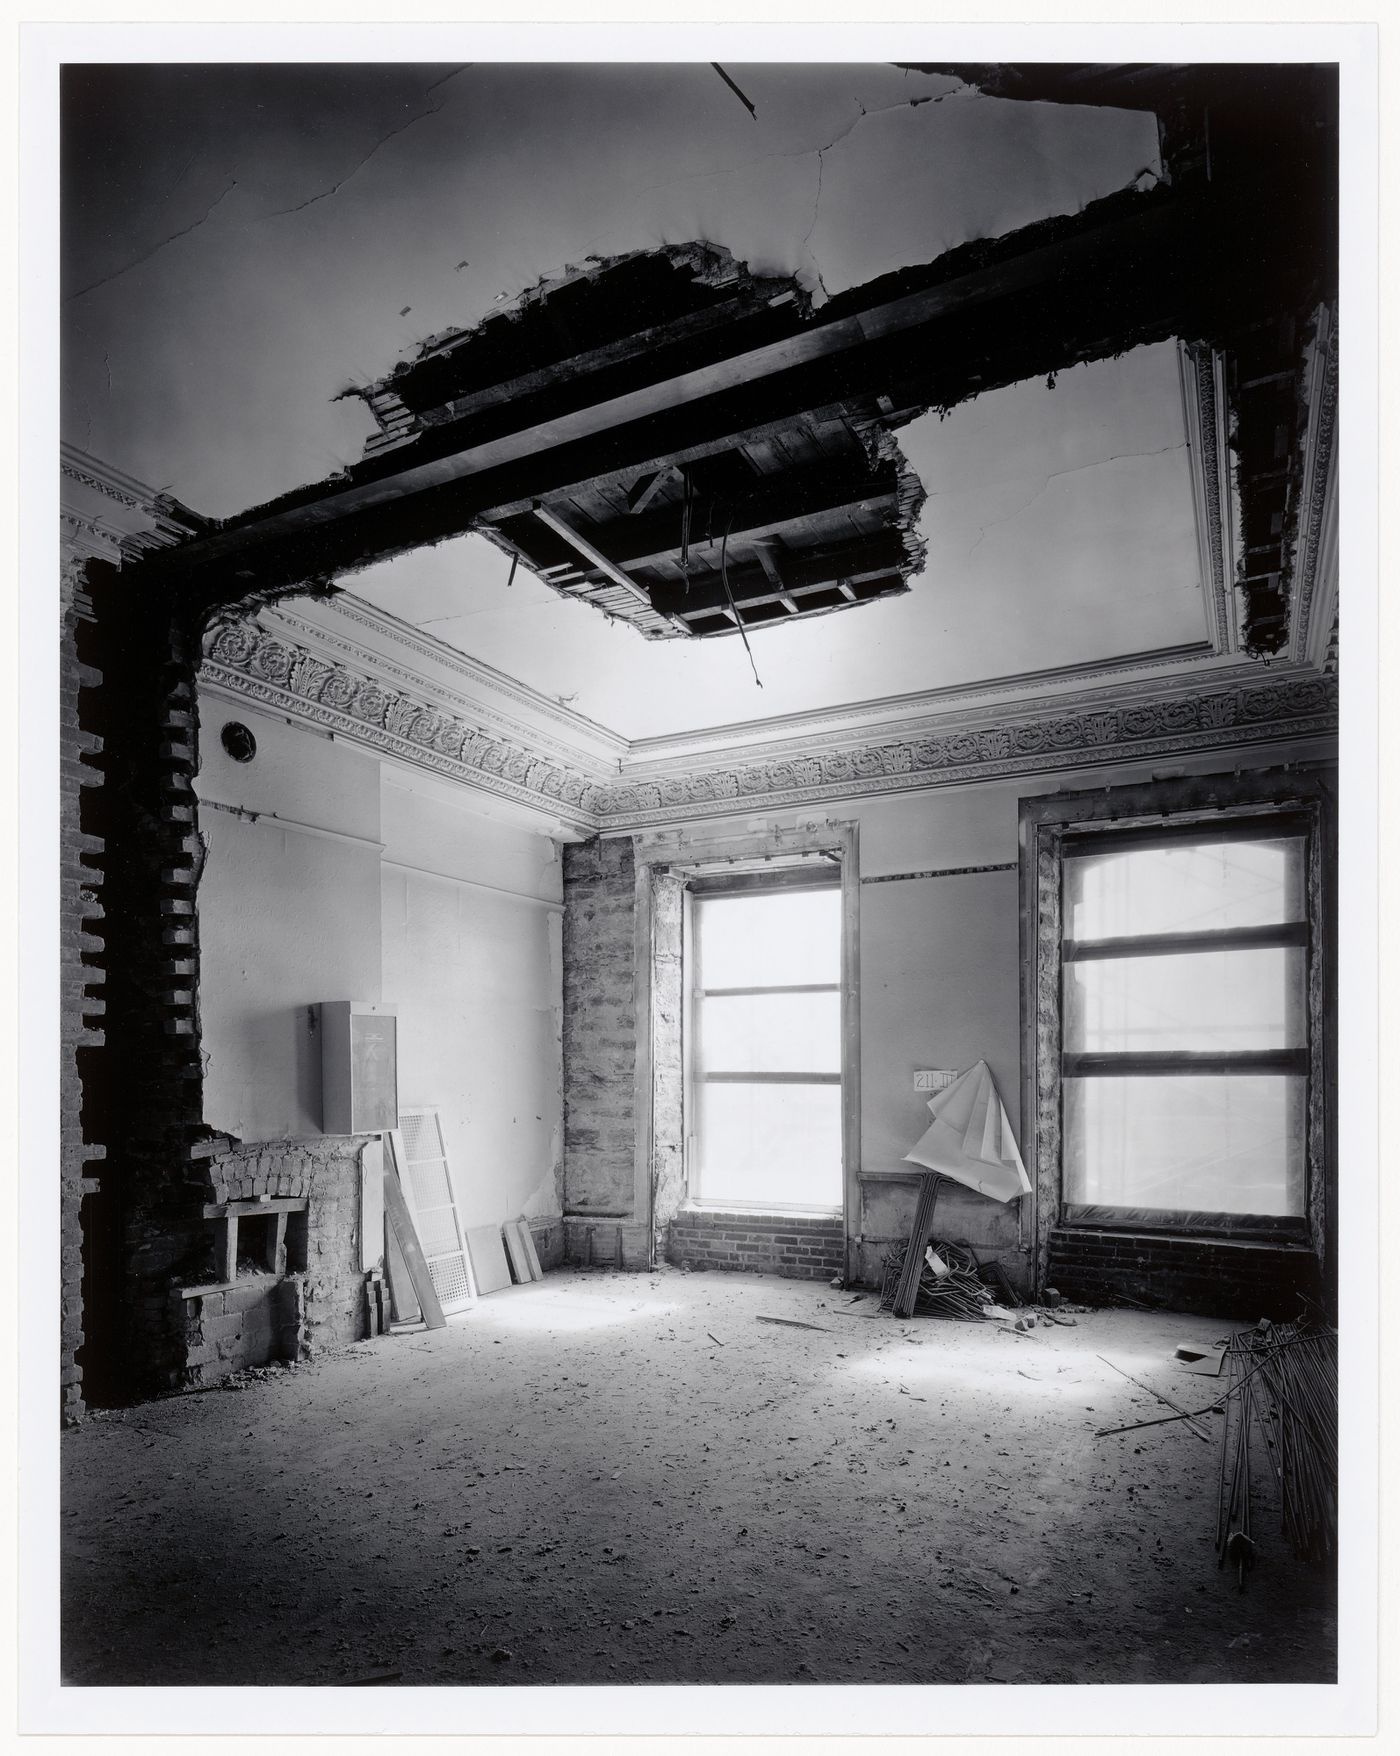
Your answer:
63,61 -> 1209,740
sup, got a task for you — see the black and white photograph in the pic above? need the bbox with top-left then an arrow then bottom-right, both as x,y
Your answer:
18,18 -> 1383,1743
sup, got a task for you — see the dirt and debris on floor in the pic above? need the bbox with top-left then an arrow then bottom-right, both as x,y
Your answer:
60,1268 -> 1335,1687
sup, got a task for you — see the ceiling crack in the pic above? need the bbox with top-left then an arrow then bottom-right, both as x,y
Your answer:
960,441 -> 1187,559
65,178 -> 239,303
264,75 -> 465,221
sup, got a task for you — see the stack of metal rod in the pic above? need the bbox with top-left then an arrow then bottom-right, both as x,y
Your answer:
1216,1317 -> 1337,1588
879,1239 -> 995,1320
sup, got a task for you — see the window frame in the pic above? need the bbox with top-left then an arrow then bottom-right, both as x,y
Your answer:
1020,774 -> 1333,1286
685,869 -> 845,1216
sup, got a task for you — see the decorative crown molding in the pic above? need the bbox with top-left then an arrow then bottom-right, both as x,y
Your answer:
202,615 -> 1337,837
595,672 -> 1338,829
201,622 -> 609,830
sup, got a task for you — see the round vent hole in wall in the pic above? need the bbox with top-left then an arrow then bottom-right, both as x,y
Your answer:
221,721 -> 257,763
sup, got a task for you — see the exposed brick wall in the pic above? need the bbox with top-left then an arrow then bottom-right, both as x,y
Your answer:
172,1135 -> 370,1385
562,1216 -> 651,1270
527,1219 -> 565,1271
59,570 -> 107,1420
562,837 -> 638,1217
667,1210 -> 845,1281
649,872 -> 685,1259
1047,1228 -> 1322,1320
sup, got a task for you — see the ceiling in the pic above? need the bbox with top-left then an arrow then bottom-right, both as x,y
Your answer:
62,61 -> 1335,763
344,341 -> 1206,740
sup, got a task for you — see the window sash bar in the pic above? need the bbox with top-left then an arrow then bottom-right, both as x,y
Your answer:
699,982 -> 840,998
1063,921 -> 1309,961
1061,813 -> 1312,858
698,1071 -> 842,1085
1062,1050 -> 1307,1078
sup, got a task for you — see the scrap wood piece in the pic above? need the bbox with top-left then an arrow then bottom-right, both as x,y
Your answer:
755,1315 -> 830,1333
517,1220 -> 544,1281
1098,1355 -> 1211,1442
382,1158 -> 446,1330
466,1224 -> 513,1296
501,1220 -> 533,1286
892,1172 -> 943,1318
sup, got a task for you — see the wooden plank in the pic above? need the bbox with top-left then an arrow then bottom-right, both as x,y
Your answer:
518,1222 -> 545,1282
203,1198 -> 309,1218
382,1136 -> 446,1330
893,1173 -> 942,1319
532,504 -> 652,605
501,1221 -> 532,1285
465,1224 -> 514,1296
383,1209 -> 420,1324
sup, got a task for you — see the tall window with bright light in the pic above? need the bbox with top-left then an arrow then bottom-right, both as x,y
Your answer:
690,885 -> 843,1212
1061,826 -> 1309,1224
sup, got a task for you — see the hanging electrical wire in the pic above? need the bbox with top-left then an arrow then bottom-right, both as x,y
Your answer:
719,509 -> 763,689
679,467 -> 692,578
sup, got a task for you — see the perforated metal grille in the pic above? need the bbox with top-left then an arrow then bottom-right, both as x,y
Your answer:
397,1106 -> 475,1312
430,1254 -> 472,1308
400,1109 -> 444,1165
407,1158 -> 453,1213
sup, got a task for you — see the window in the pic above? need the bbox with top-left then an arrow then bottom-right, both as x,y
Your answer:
1060,823 -> 1310,1229
689,883 -> 843,1212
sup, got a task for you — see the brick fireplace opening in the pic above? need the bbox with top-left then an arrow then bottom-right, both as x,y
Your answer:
175,1198 -> 311,1383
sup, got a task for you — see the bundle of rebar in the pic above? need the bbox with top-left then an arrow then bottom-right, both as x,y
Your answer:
1215,1317 -> 1337,1587
880,1238 -> 995,1320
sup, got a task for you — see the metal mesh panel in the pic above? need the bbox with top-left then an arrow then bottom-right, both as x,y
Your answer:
400,1109 -> 444,1164
413,1204 -> 463,1258
406,1158 -> 453,1213
429,1254 -> 472,1309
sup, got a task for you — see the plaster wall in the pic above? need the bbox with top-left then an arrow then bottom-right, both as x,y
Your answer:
570,735 -> 1335,1290
379,771 -> 564,1229
196,700 -> 383,1141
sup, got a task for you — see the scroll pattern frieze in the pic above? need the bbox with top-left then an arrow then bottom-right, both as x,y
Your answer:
203,620 -> 1338,833
202,623 -> 611,825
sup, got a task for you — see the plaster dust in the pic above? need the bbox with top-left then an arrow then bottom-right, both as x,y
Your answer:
60,1270 -> 1333,1688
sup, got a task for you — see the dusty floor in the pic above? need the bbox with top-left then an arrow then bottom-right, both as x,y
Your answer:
60,1267 -> 1335,1687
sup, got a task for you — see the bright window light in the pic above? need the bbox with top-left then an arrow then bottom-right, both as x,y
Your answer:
692,885 -> 842,1212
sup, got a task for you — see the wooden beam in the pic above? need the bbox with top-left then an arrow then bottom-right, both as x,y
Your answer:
128,170 -> 1331,606
653,530 -> 908,618
589,459 -> 899,573
626,467 -> 677,515
532,504 -> 653,606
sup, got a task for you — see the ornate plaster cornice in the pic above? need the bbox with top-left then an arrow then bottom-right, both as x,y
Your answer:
262,598 -> 622,778
202,615 -> 1337,837
201,622 -> 609,831
595,671 -> 1338,829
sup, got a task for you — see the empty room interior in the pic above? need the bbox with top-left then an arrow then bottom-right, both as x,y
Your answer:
53,59 -> 1344,1692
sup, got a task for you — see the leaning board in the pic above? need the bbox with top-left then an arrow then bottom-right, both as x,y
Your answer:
466,1224 -> 513,1295
501,1221 -> 533,1285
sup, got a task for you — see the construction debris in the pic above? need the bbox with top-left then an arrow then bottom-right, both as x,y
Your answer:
881,1239 -> 996,1321
1098,1355 -> 1212,1442
1217,1318 -> 1337,1582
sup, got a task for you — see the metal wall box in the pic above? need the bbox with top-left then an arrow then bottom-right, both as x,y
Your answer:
320,1001 -> 398,1135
